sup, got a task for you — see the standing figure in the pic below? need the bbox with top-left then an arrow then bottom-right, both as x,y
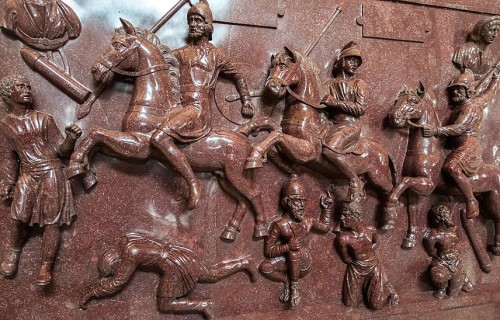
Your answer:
258,175 -> 332,307
0,74 -> 81,285
423,204 -> 472,299
150,0 -> 255,210
321,41 -> 367,202
423,68 -> 500,219
452,16 -> 500,81
78,233 -> 257,319
334,202 -> 399,310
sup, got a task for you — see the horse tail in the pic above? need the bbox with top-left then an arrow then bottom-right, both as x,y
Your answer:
388,154 -> 398,187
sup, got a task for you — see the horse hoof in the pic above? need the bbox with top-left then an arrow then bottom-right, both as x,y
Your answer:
491,246 -> 500,256
220,226 -> 238,241
401,235 -> 416,249
245,156 -> 264,169
380,221 -> 395,230
82,171 -> 98,190
253,224 -> 268,238
66,162 -> 85,179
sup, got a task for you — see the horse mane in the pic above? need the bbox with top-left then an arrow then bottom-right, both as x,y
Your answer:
272,50 -> 322,92
114,27 -> 181,105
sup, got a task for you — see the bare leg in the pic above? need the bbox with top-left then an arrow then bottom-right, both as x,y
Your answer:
158,297 -> 215,320
199,256 -> 257,283
36,225 -> 61,286
0,220 -> 28,277
151,130 -> 201,210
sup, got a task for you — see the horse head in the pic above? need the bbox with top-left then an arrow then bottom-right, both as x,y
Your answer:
92,18 -> 143,84
266,46 -> 302,98
389,81 -> 438,129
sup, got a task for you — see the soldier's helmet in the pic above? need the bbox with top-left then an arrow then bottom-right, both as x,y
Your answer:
447,69 -> 475,93
338,41 -> 362,65
281,174 -> 306,199
188,1 -> 214,30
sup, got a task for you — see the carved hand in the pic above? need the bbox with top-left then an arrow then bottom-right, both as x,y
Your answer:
422,125 -> 438,137
320,184 -> 335,209
288,237 -> 301,251
241,100 -> 255,118
65,124 -> 83,140
321,95 -> 336,107
0,183 -> 13,201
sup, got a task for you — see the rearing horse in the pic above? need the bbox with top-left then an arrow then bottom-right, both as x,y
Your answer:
240,47 -> 396,226
67,18 -> 266,241
387,83 -> 500,259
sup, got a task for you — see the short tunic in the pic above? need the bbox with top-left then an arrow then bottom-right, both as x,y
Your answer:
0,111 -> 74,226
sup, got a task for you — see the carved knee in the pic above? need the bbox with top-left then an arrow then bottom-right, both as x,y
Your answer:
259,260 -> 274,274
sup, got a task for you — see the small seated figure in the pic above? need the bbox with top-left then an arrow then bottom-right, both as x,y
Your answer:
334,202 -> 399,310
423,204 -> 473,299
78,233 -> 257,319
0,74 -> 81,286
258,175 -> 333,308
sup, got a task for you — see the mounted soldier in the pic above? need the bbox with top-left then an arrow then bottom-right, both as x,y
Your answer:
321,41 -> 367,202
151,0 -> 255,209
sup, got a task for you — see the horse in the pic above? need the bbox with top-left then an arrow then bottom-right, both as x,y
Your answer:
239,47 -> 396,227
67,18 -> 266,241
387,82 -> 500,259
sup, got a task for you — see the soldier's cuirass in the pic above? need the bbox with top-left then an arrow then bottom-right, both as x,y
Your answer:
174,45 -> 218,90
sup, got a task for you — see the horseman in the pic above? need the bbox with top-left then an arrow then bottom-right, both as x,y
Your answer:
151,0 -> 255,209
321,41 -> 367,202
423,68 -> 500,219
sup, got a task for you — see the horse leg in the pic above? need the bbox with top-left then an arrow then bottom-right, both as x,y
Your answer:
217,176 -> 250,241
245,132 -> 317,169
484,188 -> 500,255
383,177 -> 435,230
402,192 -> 424,249
67,129 -> 152,189
224,162 -> 268,238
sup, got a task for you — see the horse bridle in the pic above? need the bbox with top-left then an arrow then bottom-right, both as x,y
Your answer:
268,60 -> 323,109
97,37 -> 171,78
394,93 -> 424,128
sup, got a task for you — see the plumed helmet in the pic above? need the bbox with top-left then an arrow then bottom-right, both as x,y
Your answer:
447,69 -> 475,92
188,0 -> 214,26
338,41 -> 362,65
281,174 -> 306,199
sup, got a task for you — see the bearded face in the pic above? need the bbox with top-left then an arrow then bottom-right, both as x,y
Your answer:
449,86 -> 468,104
286,195 -> 306,222
188,14 -> 209,40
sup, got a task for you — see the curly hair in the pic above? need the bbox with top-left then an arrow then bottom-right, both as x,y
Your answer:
0,74 -> 28,104
429,204 -> 454,228
467,16 -> 500,43
341,201 -> 362,222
